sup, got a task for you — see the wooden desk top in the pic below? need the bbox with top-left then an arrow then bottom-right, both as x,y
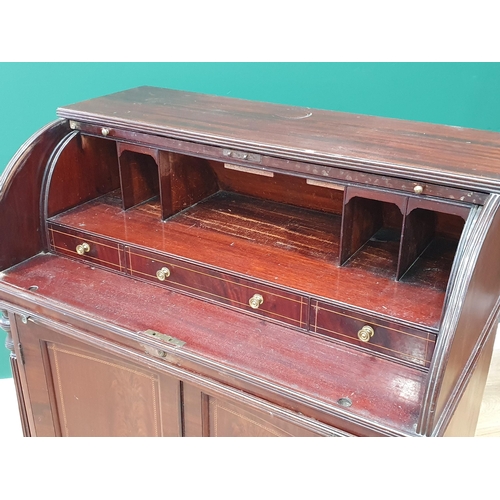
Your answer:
58,86 -> 500,193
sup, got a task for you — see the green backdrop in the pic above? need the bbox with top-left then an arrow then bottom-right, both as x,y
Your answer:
1,62 -> 500,378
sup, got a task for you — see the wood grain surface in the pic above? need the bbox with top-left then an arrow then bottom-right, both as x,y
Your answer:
1,340 -> 497,436
49,191 -> 451,328
0,253 -> 428,435
57,86 -> 500,192
2,87 -> 499,438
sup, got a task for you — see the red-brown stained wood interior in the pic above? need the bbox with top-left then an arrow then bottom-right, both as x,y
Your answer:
159,151 -> 219,219
47,134 -> 120,218
119,150 -> 160,210
44,134 -> 469,329
209,161 -> 344,214
399,210 -> 465,284
49,189 -> 451,328
340,197 -> 404,278
0,121 -> 70,271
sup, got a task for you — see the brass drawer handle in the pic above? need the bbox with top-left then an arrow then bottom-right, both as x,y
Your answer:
76,242 -> 90,255
358,325 -> 375,343
156,267 -> 171,281
249,294 -> 264,309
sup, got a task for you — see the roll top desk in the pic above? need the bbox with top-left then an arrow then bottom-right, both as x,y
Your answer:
1,87 -> 499,436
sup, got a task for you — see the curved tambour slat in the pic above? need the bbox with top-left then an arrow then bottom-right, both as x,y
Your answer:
0,119 -> 70,270
40,130 -> 80,249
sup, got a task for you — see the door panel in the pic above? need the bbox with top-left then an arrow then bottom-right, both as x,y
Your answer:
16,316 -> 182,437
207,395 -> 320,437
182,383 -> 340,437
46,342 -> 162,437
15,314 -> 342,437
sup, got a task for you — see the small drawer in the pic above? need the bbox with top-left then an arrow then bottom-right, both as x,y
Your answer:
126,247 -> 308,329
310,300 -> 436,368
48,224 -> 125,272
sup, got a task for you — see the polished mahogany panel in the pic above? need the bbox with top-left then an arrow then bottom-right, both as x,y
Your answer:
45,341 -> 164,436
0,120 -> 70,271
48,191 -> 449,328
57,87 -> 500,192
0,254 -> 427,435
205,394 -> 322,437
47,134 -> 120,218
310,300 -> 436,368
209,162 -> 345,214
4,87 -> 500,438
126,246 -> 309,329
71,122 -> 489,205
118,145 -> 160,210
15,317 -> 183,437
48,224 -> 125,272
159,150 -> 219,219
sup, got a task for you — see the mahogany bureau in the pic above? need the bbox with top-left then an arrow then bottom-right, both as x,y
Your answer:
1,86 -> 499,437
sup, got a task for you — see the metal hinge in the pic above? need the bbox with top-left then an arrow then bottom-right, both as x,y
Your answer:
222,148 -> 261,163
141,329 -> 186,359
20,314 -> 36,324
17,342 -> 25,365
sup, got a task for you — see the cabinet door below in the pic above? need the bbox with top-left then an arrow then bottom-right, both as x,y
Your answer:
14,316 -> 345,437
207,396 -> 321,437
183,383 -> 340,437
16,317 -> 182,437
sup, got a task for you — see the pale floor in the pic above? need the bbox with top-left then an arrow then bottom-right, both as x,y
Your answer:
475,330 -> 500,437
0,330 -> 498,438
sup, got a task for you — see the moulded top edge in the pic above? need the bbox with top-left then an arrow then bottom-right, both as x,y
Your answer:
57,86 -> 500,193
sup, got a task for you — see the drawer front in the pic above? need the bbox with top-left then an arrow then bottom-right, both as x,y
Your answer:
310,300 -> 436,367
126,247 -> 308,329
48,225 -> 125,272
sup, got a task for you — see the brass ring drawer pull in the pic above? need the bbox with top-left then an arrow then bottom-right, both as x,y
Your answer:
156,267 -> 171,281
357,325 -> 375,343
76,242 -> 90,255
249,294 -> 264,309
